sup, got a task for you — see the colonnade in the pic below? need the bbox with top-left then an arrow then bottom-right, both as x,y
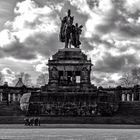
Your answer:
121,93 -> 134,102
0,93 -> 21,102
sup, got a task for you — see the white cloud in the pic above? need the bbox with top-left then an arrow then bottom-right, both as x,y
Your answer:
1,0 -> 140,87
0,29 -> 16,47
1,67 -> 15,85
111,73 -> 121,81
34,63 -> 48,73
85,12 -> 103,37
1,67 -> 15,75
99,0 -> 113,12
124,0 -> 140,13
70,0 -> 90,14
0,0 -> 62,62
73,0 -> 114,38
5,0 -> 59,43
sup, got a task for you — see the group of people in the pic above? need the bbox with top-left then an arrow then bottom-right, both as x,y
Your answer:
24,117 -> 40,126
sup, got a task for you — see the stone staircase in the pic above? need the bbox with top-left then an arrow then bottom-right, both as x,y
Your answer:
117,101 -> 140,116
0,102 -> 23,116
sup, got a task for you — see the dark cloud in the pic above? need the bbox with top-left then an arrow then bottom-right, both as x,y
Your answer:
1,0 -> 140,87
91,72 -> 117,87
113,0 -> 140,20
119,24 -> 140,38
0,0 -> 89,61
81,37 -> 95,51
96,7 -> 118,33
96,8 -> 126,34
59,1 -> 89,26
0,51 -> 5,58
116,42 -> 140,54
87,0 -> 99,9
81,34 -> 115,52
92,34 -> 114,48
91,75 -> 103,84
94,52 -> 139,73
25,32 -> 62,59
0,38 -> 37,60
104,79 -> 117,87
0,32 -> 63,60
126,54 -> 139,65
96,1 -> 140,38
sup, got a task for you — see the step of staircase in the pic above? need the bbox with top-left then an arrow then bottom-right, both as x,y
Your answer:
117,102 -> 140,116
0,102 -> 23,116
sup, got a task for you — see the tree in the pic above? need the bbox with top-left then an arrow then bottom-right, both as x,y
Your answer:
12,72 -> 32,87
119,67 -> 140,87
23,73 -> 32,87
12,72 -> 22,85
131,67 -> 140,85
36,73 -> 48,87
119,72 -> 134,87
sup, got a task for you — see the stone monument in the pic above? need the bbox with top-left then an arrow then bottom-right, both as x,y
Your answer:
25,9 -> 120,117
46,9 -> 94,91
59,9 -> 83,48
39,10 -> 97,116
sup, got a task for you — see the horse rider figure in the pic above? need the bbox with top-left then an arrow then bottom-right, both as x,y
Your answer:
59,9 -> 83,48
59,9 -> 74,48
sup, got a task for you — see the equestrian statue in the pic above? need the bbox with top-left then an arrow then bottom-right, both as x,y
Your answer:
59,9 -> 83,48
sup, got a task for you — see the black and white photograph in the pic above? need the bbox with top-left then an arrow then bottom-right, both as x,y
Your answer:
0,0 -> 140,139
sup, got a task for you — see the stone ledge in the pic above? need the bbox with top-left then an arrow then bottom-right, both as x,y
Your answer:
58,48 -> 81,52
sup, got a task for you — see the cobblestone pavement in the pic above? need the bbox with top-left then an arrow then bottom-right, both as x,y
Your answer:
0,126 -> 140,140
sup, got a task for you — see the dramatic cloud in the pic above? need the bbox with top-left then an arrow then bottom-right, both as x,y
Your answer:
124,0 -> 140,14
25,32 -> 62,58
0,0 -> 62,61
34,63 -> 48,73
1,67 -> 15,85
94,52 -> 139,73
1,0 -> 140,87
1,67 -> 15,75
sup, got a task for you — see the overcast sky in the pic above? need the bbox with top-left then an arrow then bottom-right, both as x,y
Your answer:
0,0 -> 140,87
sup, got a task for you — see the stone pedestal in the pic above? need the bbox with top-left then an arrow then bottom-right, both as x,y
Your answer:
47,48 -> 92,88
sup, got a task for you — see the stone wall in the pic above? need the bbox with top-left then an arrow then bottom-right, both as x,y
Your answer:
117,101 -> 140,116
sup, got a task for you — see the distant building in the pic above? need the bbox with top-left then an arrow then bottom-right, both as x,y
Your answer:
15,78 -> 25,88
0,78 -> 40,103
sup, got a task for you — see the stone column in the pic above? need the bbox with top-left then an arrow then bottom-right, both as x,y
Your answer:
127,94 -> 130,101
18,94 -> 21,101
13,94 -> 15,102
122,94 -> 125,101
132,93 -> 134,101
0,93 -> 2,102
8,94 -> 11,102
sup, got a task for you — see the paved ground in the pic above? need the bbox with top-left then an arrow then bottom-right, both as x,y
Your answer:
0,124 -> 140,140
0,124 -> 140,129
0,128 -> 140,140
